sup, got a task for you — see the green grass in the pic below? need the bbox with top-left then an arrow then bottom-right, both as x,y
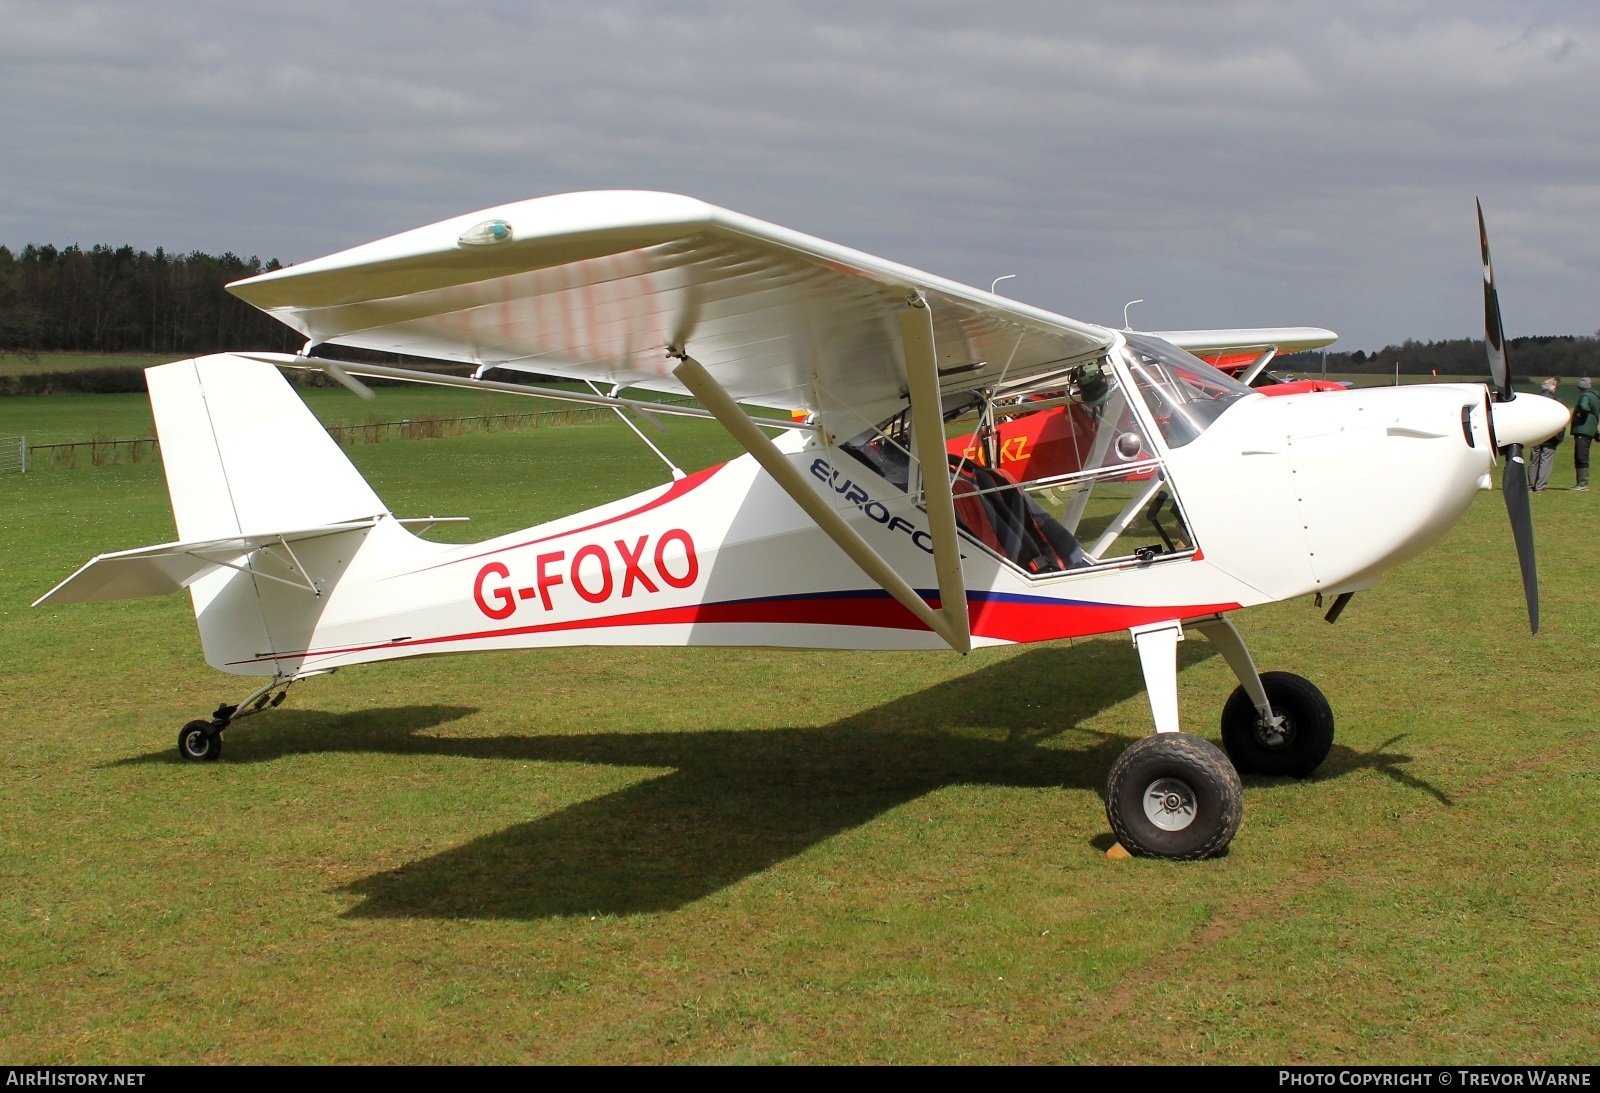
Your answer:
0,353 -> 171,378
2,407 -> 1599,1063
0,385 -> 618,446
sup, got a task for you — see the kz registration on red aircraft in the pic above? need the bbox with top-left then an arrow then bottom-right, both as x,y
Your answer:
37,194 -> 1564,860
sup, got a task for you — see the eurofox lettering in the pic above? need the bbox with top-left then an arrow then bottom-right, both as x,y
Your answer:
473,529 -> 698,620
808,458 -> 934,554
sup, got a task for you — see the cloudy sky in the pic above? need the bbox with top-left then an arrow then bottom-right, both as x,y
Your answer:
3,0 -> 1596,350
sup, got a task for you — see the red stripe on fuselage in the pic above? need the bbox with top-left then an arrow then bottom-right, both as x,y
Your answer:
968,594 -> 1239,643
227,591 -> 1242,665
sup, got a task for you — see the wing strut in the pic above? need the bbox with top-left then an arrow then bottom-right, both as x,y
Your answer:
671,351 -> 971,653
1238,348 -> 1277,386
238,352 -> 812,432
899,295 -> 971,650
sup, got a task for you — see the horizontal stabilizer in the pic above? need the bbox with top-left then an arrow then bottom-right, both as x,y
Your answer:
33,520 -> 378,607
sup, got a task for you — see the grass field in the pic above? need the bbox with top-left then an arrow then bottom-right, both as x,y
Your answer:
0,385 -> 603,446
2,401 -> 1598,1064
0,353 -> 169,379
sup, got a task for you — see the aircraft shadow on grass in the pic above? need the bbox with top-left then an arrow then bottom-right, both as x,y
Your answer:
124,641 -> 1444,918
1319,733 -> 1453,806
327,641 -> 1171,920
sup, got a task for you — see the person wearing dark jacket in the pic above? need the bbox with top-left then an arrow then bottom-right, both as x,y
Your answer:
1572,377 -> 1600,492
1530,377 -> 1565,491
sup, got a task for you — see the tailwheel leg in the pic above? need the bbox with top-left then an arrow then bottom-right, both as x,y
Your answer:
1106,622 -> 1242,859
175,674 -> 309,763
1192,614 -> 1334,778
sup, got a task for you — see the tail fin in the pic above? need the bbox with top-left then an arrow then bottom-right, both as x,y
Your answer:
148,355 -> 386,539
149,355 -> 391,675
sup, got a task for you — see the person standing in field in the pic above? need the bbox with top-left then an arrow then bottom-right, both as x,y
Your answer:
1530,378 -> 1564,492
1571,376 -> 1600,492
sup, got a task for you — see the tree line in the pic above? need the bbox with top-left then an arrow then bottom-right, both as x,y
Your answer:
1278,334 -> 1600,382
4,241 -> 1597,385
0,243 -> 302,358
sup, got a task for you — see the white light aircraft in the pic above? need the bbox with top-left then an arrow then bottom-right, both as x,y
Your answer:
37,195 -> 1564,859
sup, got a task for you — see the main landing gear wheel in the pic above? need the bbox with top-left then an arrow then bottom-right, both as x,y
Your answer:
1220,671 -> 1334,778
178,720 -> 222,762
1106,733 -> 1242,860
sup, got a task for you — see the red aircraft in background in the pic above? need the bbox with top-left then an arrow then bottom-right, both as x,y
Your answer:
945,327 -> 1341,484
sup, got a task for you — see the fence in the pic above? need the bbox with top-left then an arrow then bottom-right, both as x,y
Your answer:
322,406 -> 605,446
0,435 -> 24,473
17,405 -> 616,471
24,437 -> 158,470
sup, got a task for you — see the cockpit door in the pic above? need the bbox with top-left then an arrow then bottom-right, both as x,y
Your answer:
944,348 -> 1199,574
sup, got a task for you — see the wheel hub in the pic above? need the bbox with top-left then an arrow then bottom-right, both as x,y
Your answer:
1142,777 -> 1197,831
1255,713 -> 1293,749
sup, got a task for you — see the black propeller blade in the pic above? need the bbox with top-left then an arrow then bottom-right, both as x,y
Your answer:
1479,200 -> 1511,403
1479,198 -> 1539,633
1502,450 -> 1539,633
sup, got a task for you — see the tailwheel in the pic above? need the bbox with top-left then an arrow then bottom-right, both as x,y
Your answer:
1106,733 -> 1242,860
178,720 -> 223,762
1220,671 -> 1334,777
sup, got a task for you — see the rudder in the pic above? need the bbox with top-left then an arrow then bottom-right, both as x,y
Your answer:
148,355 -> 387,539
148,355 -> 391,675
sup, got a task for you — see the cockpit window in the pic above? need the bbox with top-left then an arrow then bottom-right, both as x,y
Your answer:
840,407 -> 1090,575
1121,333 -> 1254,447
838,350 -> 1199,574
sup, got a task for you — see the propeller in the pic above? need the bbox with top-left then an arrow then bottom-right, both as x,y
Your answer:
1479,199 -> 1539,633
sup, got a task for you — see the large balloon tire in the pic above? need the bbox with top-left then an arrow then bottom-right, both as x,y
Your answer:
1105,733 -> 1242,860
1220,671 -> 1333,778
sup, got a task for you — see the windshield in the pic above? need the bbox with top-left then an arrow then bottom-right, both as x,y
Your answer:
1120,333 -> 1255,447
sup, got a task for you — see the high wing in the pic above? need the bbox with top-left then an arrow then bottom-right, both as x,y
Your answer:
228,191 -> 1114,439
1149,326 -> 1337,373
1150,328 -> 1338,356
1139,326 -> 1337,386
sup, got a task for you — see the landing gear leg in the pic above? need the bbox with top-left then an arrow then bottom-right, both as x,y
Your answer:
175,673 -> 311,763
1105,621 -> 1243,859
1192,614 -> 1334,777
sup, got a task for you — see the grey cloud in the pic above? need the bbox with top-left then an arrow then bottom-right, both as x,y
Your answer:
2,0 -> 1597,349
